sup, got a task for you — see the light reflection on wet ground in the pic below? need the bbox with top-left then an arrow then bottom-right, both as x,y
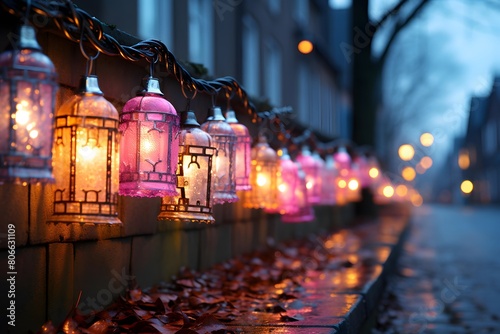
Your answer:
373,205 -> 500,334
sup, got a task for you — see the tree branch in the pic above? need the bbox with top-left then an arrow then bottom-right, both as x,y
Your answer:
372,0 -> 410,32
378,0 -> 430,63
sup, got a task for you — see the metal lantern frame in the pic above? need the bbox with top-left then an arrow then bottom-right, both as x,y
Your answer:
0,24 -> 58,184
51,74 -> 121,224
225,110 -> 251,191
159,111 -> 216,223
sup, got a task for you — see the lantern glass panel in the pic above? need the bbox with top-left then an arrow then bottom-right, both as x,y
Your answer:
295,146 -> 321,204
244,137 -> 278,210
266,149 -> 300,215
159,112 -> 215,223
320,155 -> 337,205
200,108 -> 238,204
225,111 -> 251,190
281,164 -> 315,223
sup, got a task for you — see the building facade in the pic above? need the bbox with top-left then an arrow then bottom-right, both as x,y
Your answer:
75,0 -> 351,139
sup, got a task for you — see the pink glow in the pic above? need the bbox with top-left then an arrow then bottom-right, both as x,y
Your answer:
281,164 -> 315,223
295,146 -> 321,204
119,91 -> 180,198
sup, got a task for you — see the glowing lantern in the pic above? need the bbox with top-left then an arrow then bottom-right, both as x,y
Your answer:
266,148 -> 299,215
225,110 -> 251,190
244,136 -> 278,209
295,146 -> 321,204
200,107 -> 238,204
51,75 -> 120,224
0,24 -> 58,184
281,164 -> 315,223
319,155 -> 337,205
119,77 -> 180,197
373,175 -> 393,205
333,147 -> 351,205
346,163 -> 362,202
159,111 -> 216,223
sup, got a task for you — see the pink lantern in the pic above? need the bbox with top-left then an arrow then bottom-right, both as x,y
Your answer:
281,163 -> 315,223
0,24 -> 58,184
320,155 -> 338,205
295,146 -> 321,204
267,148 -> 299,215
119,77 -> 180,197
225,110 -> 251,191
355,155 -> 372,188
201,107 -> 238,204
159,111 -> 216,223
333,147 -> 351,205
243,135 -> 278,210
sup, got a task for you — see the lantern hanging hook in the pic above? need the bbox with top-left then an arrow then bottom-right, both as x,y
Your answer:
180,71 -> 197,111
24,0 -> 31,24
79,28 -> 100,76
149,53 -> 159,78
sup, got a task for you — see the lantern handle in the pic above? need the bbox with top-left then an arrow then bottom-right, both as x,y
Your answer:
148,54 -> 159,78
79,28 -> 100,76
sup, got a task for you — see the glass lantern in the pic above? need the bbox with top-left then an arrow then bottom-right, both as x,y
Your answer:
51,75 -> 121,224
281,163 -> 315,223
225,110 -> 251,191
243,135 -> 278,210
266,148 -> 300,215
119,77 -> 180,197
319,155 -> 338,205
159,111 -> 216,223
295,146 -> 321,204
0,24 -> 58,184
200,107 -> 238,204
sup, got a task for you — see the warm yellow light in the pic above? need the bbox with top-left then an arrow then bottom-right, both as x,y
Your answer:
420,133 -> 434,147
398,144 -> 415,161
402,166 -> 416,181
348,179 -> 359,191
15,102 -> 31,125
461,180 -> 473,194
395,184 -> 408,197
383,185 -> 394,198
278,183 -> 287,192
256,174 -> 268,187
458,149 -> 470,170
368,167 -> 379,179
79,145 -> 97,161
420,156 -> 433,169
298,39 -> 314,54
338,179 -> 347,188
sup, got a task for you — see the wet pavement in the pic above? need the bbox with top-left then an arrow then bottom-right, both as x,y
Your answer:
373,204 -> 500,334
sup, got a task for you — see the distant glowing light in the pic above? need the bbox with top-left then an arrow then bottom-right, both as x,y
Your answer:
411,193 -> 423,207
402,166 -> 416,181
395,184 -> 408,197
461,180 -> 473,194
298,40 -> 314,54
348,179 -> 359,191
398,144 -> 415,161
368,167 -> 379,179
420,133 -> 434,147
420,156 -> 433,169
458,149 -> 470,170
338,179 -> 347,188
383,185 -> 394,198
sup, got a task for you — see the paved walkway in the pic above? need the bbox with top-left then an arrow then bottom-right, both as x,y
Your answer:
373,204 -> 500,333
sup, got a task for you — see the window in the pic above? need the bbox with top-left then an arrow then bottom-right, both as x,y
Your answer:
138,0 -> 173,48
263,38 -> 282,106
188,0 -> 214,73
242,15 -> 260,97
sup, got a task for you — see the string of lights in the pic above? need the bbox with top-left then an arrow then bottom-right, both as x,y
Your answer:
0,0 -> 256,118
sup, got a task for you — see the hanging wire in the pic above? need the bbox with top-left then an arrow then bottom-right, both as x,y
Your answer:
0,0 -> 256,115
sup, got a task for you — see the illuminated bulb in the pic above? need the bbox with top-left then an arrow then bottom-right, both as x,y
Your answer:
383,185 -> 394,198
298,39 -> 314,54
348,179 -> 359,191
369,167 -> 379,179
398,144 -> 415,161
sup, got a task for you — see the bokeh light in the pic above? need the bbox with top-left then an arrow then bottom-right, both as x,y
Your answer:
398,144 -> 415,161
298,40 -> 313,54
402,166 -> 416,181
461,180 -> 473,194
420,133 -> 434,147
